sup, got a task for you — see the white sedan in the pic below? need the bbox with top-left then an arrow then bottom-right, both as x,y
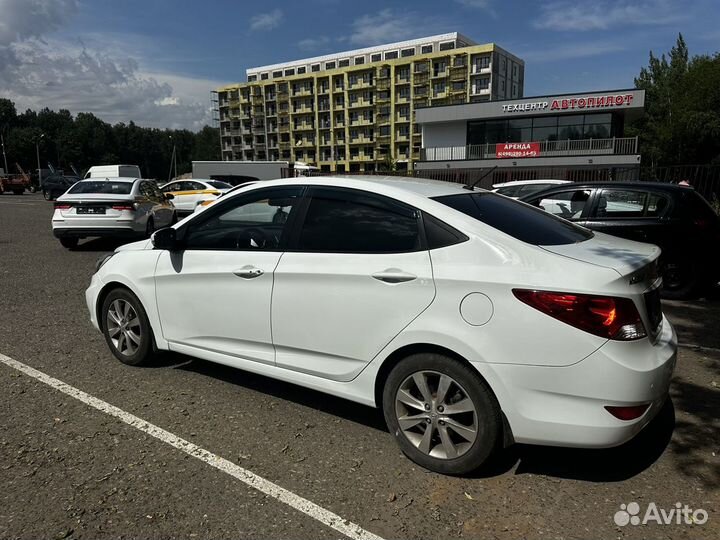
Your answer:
159,179 -> 232,214
86,176 -> 676,474
52,177 -> 176,249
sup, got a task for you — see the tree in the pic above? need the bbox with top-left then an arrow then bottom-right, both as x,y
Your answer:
630,34 -> 720,166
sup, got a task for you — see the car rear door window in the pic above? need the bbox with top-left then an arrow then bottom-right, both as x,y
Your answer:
596,189 -> 648,218
646,192 -> 670,217
297,188 -> 421,253
435,192 -> 593,246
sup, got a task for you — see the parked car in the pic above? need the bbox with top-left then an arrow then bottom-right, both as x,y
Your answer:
159,179 -> 232,214
87,177 -> 676,475
42,174 -> 79,201
492,179 -> 570,199
52,177 -> 177,249
521,182 -> 720,299
193,181 -> 259,213
84,164 -> 142,179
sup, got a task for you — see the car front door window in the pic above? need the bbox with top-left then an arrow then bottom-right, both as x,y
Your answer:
535,189 -> 591,219
184,187 -> 303,251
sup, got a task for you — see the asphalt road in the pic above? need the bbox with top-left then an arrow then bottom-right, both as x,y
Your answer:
0,192 -> 718,539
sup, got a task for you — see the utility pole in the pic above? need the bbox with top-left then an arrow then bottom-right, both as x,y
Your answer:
167,135 -> 176,183
36,133 -> 44,188
0,132 -> 8,174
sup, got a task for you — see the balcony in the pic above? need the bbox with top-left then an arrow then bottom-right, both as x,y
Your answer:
413,73 -> 429,85
349,100 -> 373,108
432,69 -> 449,78
420,137 -> 640,161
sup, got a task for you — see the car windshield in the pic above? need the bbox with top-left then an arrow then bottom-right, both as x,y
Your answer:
207,180 -> 232,190
434,192 -> 593,245
68,181 -> 134,194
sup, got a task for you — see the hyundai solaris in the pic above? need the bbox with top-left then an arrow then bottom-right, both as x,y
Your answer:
86,177 -> 677,474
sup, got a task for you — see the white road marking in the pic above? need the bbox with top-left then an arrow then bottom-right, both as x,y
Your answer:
0,352 -> 385,540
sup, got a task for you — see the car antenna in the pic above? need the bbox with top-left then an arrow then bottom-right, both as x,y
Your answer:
463,166 -> 497,191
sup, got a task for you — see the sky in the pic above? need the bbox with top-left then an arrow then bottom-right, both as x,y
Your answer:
0,0 -> 718,131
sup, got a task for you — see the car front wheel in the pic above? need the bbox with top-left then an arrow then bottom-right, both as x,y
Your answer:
382,353 -> 501,475
101,288 -> 154,366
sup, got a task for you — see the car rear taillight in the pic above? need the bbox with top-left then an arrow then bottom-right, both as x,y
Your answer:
605,404 -> 650,420
111,204 -> 135,211
54,203 -> 72,210
513,289 -> 647,340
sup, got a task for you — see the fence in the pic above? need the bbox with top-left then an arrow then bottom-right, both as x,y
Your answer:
281,164 -> 720,203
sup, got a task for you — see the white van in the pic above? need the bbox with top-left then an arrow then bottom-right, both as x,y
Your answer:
84,165 -> 141,179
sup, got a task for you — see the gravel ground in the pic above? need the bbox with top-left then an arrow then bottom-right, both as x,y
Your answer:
0,192 -> 718,539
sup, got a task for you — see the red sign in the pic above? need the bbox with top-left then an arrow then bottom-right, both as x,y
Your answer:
496,142 -> 540,159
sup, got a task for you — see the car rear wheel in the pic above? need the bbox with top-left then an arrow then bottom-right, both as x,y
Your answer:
661,261 -> 699,300
382,353 -> 501,475
59,237 -> 78,249
101,289 -> 154,366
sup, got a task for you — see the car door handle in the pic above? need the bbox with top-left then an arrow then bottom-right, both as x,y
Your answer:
233,266 -> 264,279
372,269 -> 417,284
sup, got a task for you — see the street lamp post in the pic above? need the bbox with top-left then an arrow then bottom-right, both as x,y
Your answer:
36,133 -> 44,189
1,131 -> 9,175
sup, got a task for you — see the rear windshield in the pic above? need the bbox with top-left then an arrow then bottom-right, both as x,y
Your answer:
434,192 -> 594,245
208,180 -> 232,190
68,181 -> 134,195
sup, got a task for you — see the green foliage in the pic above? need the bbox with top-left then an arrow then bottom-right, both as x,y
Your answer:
0,99 -> 220,179
629,34 -> 720,167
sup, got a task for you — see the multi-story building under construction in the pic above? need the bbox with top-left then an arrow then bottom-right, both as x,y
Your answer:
216,33 -> 524,172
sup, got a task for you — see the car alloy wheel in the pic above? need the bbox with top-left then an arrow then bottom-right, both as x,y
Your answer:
394,370 -> 478,459
106,299 -> 142,356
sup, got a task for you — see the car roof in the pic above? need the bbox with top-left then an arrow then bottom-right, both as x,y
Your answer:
307,175 -> 474,197
493,179 -> 569,188
80,176 -> 138,183
531,181 -> 693,193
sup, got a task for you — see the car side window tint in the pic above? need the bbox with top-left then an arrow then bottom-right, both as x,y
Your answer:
189,182 -> 205,190
534,189 -> 591,219
597,190 -> 647,218
495,185 -> 521,197
297,188 -> 421,253
139,181 -> 154,199
646,193 -> 670,217
184,187 -> 303,251
423,212 -> 468,249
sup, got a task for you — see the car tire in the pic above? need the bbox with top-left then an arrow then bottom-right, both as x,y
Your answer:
382,353 -> 501,475
43,190 -> 53,201
59,237 -> 78,249
661,261 -> 699,300
28,185 -> 37,193
101,288 -> 154,366
145,217 -> 155,237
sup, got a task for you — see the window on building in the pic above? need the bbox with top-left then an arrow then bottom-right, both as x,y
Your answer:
385,51 -> 399,60
273,71 -> 282,78
248,75 -> 257,82
433,81 -> 446,95
477,56 -> 490,69
311,64 -> 320,72
421,44 -> 433,54
297,66 -> 306,74
285,68 -> 295,76
326,61 -> 336,69
371,53 -> 382,62
452,81 -> 465,91
355,56 -> 365,65
439,42 -> 455,51
379,125 -> 390,136
401,48 -> 415,57
339,59 -> 350,67
397,67 -> 410,80
261,73 -> 269,80
500,79 -> 505,92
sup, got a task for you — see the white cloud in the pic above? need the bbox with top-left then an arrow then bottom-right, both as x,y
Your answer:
298,36 -> 331,51
249,9 -> 284,31
347,9 -> 439,46
0,0 -> 222,130
534,0 -> 681,31
454,0 -> 492,9
518,40 -> 628,62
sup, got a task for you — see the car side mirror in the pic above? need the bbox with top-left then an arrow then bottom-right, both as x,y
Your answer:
164,193 -> 175,200
152,227 -> 180,250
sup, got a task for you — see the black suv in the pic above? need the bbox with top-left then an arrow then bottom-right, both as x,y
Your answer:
42,174 -> 80,201
521,182 -> 720,299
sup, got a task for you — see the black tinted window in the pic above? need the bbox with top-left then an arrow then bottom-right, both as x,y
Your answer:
435,192 -> 593,246
69,181 -> 133,194
298,188 -> 420,253
423,212 -> 468,249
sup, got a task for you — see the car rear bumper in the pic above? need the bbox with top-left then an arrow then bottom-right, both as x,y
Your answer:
53,227 -> 141,239
476,315 -> 677,448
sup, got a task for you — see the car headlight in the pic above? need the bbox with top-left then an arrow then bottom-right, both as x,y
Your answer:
95,253 -> 116,273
